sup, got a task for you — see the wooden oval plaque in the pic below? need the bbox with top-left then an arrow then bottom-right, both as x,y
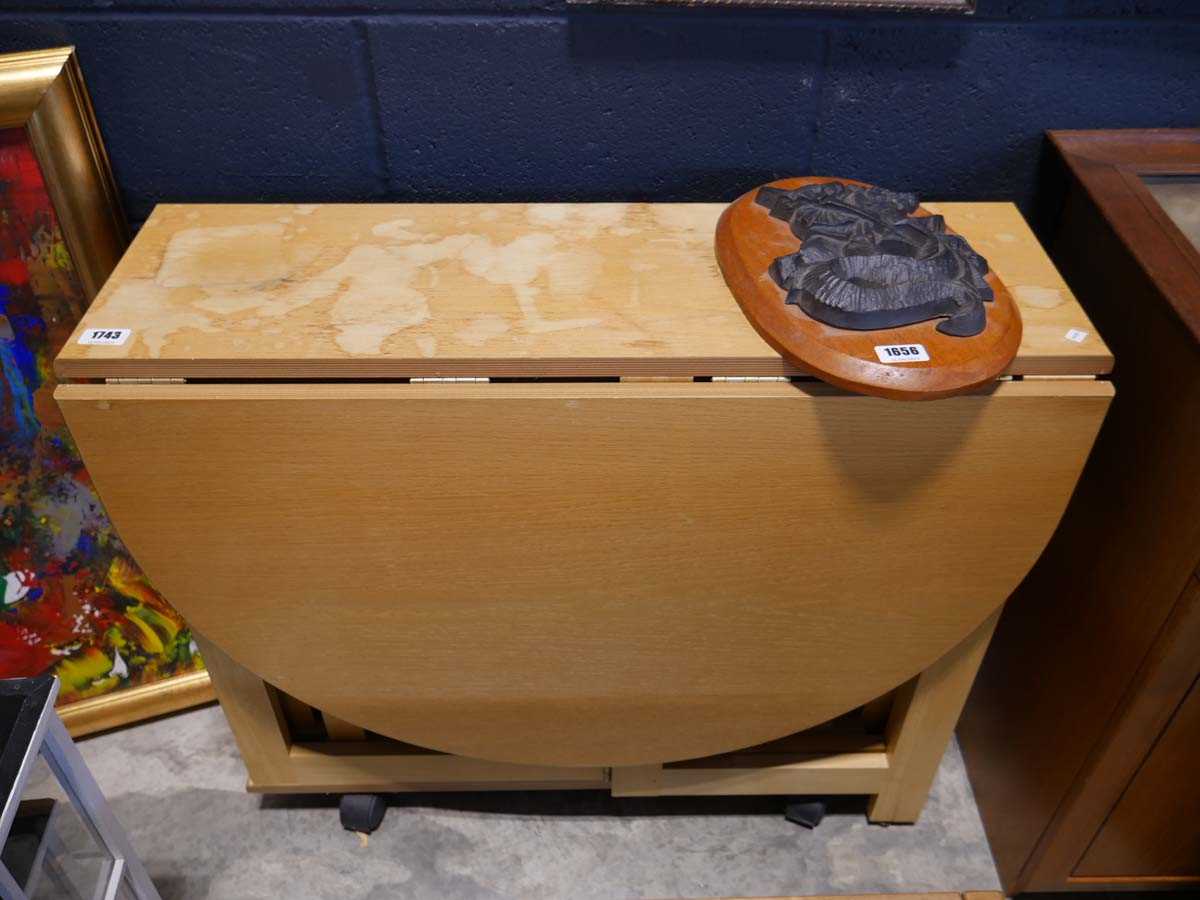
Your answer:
716,177 -> 1022,400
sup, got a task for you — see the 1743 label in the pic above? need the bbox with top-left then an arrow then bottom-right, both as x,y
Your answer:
78,328 -> 132,346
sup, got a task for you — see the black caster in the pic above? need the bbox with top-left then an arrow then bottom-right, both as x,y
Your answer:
784,799 -> 826,829
340,793 -> 387,833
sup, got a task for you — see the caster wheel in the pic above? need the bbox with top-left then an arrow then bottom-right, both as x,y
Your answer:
784,799 -> 826,829
340,793 -> 387,833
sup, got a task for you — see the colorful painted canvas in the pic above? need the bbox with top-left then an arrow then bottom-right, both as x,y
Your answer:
0,126 -> 203,705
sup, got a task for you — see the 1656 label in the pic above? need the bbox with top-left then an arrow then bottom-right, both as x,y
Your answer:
874,343 -> 930,364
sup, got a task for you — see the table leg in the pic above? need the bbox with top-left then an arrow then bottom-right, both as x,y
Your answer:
868,607 -> 1002,824
192,633 -> 294,788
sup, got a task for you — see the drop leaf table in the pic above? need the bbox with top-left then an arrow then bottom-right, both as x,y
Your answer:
52,201 -> 1112,824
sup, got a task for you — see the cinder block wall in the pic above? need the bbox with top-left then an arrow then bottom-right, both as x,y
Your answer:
2,1 -> 1197,222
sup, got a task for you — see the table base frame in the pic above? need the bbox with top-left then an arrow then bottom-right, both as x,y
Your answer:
195,609 -> 998,825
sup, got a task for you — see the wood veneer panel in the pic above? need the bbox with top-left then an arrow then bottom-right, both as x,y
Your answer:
56,202 -> 1108,380
1030,573 -> 1200,886
1074,673 -> 1200,878
57,379 -> 1108,767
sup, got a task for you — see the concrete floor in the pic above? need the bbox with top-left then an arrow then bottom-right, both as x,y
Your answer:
50,705 -> 1001,899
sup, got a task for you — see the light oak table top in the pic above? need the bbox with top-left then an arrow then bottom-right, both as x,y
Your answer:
57,201 -> 1111,380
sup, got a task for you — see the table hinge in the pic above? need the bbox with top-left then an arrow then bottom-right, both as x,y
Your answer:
409,377 -> 490,383
711,376 -> 791,383
104,377 -> 186,384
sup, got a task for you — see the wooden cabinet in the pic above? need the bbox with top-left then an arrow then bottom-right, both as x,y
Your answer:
958,129 -> 1200,894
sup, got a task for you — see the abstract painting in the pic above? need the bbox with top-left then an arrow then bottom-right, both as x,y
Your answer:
0,125 -> 204,711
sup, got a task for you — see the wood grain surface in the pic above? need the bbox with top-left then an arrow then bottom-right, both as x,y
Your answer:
55,202 -> 1109,380
1071,581 -> 1200,880
715,177 -> 1022,400
57,379 -> 1110,767
1047,576 -> 1200,885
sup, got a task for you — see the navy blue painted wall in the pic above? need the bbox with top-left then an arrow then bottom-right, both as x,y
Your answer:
1,1 -> 1197,223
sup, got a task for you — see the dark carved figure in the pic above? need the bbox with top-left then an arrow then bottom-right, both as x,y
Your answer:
756,182 -> 994,337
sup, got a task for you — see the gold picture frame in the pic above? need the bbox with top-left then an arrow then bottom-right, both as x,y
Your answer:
58,669 -> 214,737
0,46 -> 214,736
0,47 -> 127,299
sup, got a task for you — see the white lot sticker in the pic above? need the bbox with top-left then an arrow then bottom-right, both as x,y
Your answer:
1064,328 -> 1089,343
77,328 -> 132,346
874,343 -> 930,364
